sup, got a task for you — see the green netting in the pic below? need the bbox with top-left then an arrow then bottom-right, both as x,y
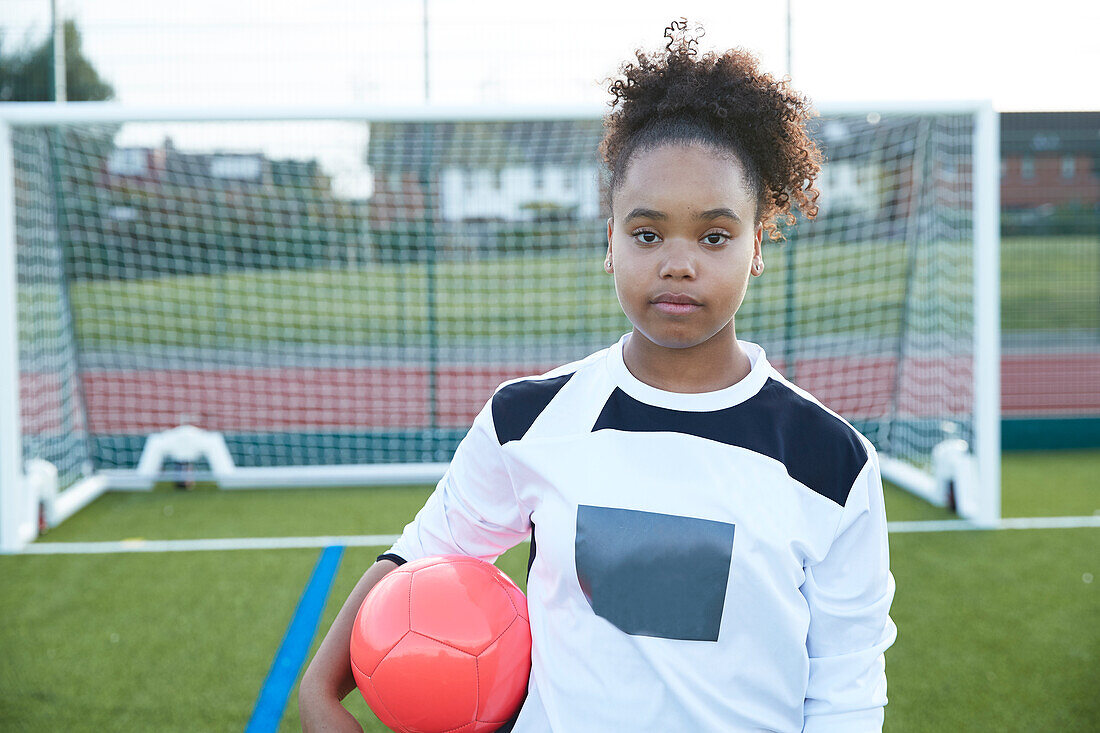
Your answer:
14,112 -> 979,478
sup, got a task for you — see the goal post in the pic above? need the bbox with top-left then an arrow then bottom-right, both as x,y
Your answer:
0,101 -> 1000,551
973,101 -> 1001,528
1,119 -> 35,551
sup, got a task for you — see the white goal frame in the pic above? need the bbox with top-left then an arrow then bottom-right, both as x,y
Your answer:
0,101 -> 1000,551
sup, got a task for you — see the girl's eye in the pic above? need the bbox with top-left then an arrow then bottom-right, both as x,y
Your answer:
632,231 -> 729,245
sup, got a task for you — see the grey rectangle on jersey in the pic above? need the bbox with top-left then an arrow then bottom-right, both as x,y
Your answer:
575,505 -> 734,642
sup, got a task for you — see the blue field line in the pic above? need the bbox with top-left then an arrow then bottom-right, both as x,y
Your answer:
245,544 -> 345,733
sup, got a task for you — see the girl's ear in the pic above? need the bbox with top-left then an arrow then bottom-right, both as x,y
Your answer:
605,218 -> 614,273
749,224 -> 767,277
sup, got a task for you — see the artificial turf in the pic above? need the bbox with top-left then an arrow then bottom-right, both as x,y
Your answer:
886,527 -> 1098,732
33,484 -> 436,544
1000,450 -> 1100,518
0,548 -> 323,731
2,451 -> 1096,731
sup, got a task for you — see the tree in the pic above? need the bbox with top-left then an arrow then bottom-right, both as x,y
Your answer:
0,19 -> 114,102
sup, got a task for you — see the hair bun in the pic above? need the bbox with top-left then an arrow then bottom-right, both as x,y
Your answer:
600,20 -> 822,241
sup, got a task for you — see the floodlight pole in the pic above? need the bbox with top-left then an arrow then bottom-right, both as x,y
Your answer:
785,0 -> 792,77
51,0 -> 67,102
423,0 -> 430,103
781,0 -> 797,382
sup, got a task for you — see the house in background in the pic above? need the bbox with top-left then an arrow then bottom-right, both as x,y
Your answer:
1001,112 -> 1099,233
811,111 -> 1098,238
103,137 -> 327,195
366,120 -> 607,258
438,163 -> 599,222
93,137 -> 365,276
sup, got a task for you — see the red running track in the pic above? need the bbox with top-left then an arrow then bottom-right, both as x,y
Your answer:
19,353 -> 1100,435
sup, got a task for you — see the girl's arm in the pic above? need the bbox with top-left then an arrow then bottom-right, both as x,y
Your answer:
802,443 -> 897,733
384,394 -> 532,566
299,389 -> 532,730
299,558 -> 399,733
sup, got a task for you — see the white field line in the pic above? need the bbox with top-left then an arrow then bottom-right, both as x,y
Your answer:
888,515 -> 1100,533
11,516 -> 1100,555
17,534 -> 402,555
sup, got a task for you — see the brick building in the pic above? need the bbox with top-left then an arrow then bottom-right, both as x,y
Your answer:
1001,111 -> 1099,210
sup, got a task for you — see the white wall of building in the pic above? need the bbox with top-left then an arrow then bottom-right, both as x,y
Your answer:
441,164 -> 600,221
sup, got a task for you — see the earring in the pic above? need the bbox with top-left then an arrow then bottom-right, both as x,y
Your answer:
752,259 -> 764,276
605,258 -> 612,272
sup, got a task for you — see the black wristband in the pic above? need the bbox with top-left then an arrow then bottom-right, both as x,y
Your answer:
376,552 -> 407,566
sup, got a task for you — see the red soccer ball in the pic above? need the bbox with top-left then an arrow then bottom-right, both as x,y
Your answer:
350,555 -> 532,733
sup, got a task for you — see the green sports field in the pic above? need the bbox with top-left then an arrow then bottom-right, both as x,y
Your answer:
1,451 -> 1097,732
18,236 -> 1095,349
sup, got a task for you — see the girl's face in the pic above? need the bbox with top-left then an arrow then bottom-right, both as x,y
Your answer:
606,142 -> 763,352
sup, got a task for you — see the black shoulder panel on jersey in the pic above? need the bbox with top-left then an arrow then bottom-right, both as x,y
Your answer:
592,378 -> 868,506
491,372 -> 575,445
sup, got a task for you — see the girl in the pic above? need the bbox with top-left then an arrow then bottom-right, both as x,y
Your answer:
300,20 -> 896,732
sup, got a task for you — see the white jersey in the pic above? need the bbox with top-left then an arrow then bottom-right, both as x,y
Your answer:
383,334 -> 896,733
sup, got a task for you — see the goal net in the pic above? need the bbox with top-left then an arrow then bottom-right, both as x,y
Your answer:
0,103 -> 999,549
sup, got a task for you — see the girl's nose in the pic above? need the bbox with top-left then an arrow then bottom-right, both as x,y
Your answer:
659,240 -> 697,279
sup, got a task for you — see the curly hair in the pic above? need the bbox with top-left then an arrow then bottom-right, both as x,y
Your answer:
600,20 -> 822,241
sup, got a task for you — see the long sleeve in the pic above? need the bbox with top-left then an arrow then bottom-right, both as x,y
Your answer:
384,396 -> 532,565
801,443 -> 897,733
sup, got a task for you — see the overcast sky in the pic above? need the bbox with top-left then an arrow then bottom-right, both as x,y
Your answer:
3,0 -> 1095,198
4,0 -> 1099,111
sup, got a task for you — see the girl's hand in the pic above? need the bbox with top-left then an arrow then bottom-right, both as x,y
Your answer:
299,558 -> 400,732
